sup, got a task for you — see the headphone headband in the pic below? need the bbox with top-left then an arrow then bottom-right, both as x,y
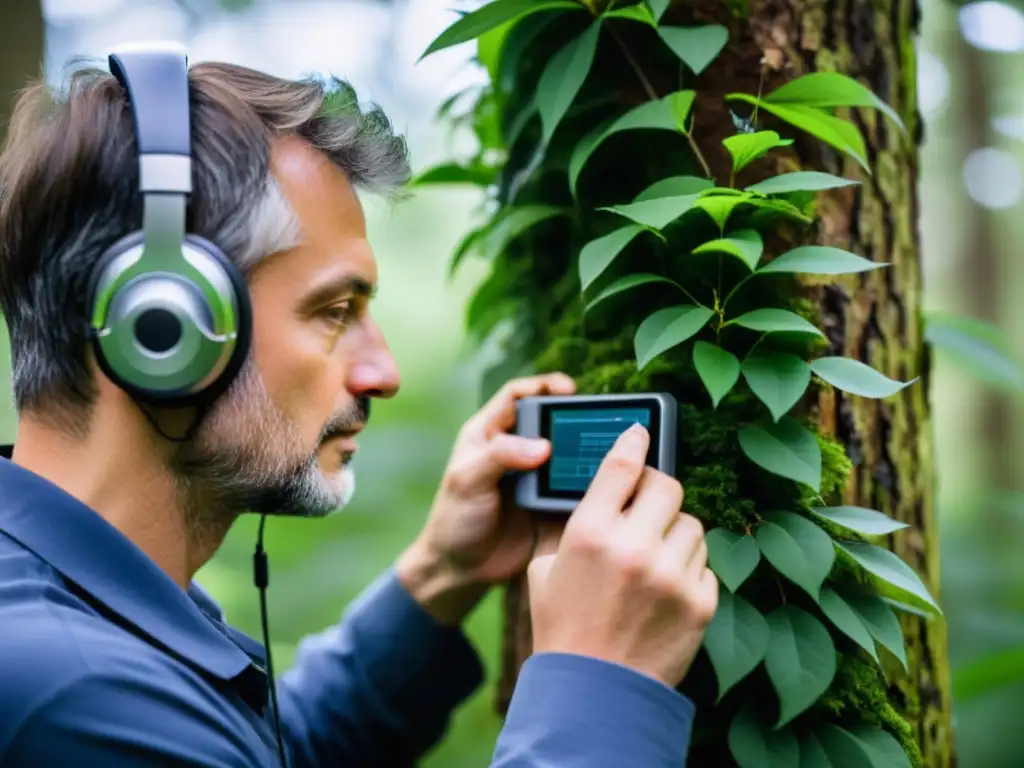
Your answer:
108,42 -> 192,195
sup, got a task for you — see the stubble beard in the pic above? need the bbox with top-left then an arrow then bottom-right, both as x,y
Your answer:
169,360 -> 365,535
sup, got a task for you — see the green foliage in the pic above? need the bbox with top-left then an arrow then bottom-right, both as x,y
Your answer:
419,1 -> 947,763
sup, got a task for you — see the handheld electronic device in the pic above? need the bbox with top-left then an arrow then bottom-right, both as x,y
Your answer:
513,392 -> 677,513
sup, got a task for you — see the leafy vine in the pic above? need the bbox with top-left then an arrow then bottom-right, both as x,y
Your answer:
418,1 -> 941,765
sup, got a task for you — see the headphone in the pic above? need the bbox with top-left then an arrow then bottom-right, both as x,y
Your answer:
86,42 -> 252,410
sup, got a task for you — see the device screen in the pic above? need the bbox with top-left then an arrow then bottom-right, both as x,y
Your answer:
539,401 -> 660,498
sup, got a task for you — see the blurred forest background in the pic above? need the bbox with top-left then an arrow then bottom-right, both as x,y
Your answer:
1,0 -> 1023,764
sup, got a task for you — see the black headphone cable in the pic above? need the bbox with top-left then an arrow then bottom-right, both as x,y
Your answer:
254,513 -> 289,768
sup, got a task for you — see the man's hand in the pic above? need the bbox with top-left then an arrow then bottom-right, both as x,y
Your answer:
396,372 -> 576,626
527,423 -> 718,689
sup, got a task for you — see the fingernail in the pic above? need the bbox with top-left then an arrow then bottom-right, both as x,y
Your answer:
623,423 -> 647,442
527,439 -> 549,457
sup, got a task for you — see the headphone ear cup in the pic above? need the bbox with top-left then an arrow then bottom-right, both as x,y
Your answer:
86,231 -> 252,408
183,233 -> 253,404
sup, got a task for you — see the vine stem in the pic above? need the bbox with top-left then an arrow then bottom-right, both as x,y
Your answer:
672,280 -> 708,310
606,24 -> 713,180
743,332 -> 768,360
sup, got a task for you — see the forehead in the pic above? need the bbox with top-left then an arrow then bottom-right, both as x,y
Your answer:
257,136 -> 377,290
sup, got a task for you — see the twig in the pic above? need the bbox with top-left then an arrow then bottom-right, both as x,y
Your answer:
608,25 -> 714,180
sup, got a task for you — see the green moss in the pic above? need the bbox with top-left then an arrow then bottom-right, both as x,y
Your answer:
817,656 -> 924,767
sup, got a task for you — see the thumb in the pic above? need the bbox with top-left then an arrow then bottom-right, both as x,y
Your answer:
487,433 -> 551,472
527,553 -> 557,591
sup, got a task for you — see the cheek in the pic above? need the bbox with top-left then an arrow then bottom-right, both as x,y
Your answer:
251,313 -> 345,436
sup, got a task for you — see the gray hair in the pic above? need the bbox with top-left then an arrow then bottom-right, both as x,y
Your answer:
0,61 -> 410,432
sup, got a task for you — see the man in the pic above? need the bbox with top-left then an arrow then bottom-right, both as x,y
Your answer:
0,48 -> 718,767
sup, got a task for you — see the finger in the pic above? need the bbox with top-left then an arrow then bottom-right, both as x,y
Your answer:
573,423 -> 649,524
533,517 -> 566,558
623,468 -> 684,539
527,552 -> 557,591
468,373 -> 576,437
487,433 -> 552,472
664,513 -> 707,567
446,434 -> 551,495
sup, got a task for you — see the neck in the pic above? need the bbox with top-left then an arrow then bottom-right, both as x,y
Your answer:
11,404 -> 233,589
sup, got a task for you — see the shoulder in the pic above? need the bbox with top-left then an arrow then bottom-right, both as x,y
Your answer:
0,552 -> 258,765
0,604 -> 264,766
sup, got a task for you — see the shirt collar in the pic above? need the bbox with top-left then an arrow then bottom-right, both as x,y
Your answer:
0,457 -> 260,685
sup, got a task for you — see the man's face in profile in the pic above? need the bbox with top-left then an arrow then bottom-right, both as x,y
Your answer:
171,137 -> 401,518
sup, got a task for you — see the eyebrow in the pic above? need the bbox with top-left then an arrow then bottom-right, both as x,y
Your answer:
298,273 -> 377,312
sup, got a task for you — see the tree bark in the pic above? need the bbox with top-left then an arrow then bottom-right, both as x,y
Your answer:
495,0 -> 955,763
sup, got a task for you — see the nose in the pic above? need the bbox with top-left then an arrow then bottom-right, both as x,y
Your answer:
347,321 -> 401,400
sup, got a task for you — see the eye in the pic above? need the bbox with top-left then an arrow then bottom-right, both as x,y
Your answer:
321,299 -> 356,326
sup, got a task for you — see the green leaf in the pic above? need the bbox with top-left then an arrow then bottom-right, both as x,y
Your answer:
881,596 -> 936,620
744,195 -> 815,224
723,131 -> 793,175
578,225 -> 645,292
634,175 -> 714,202
757,245 -> 886,275
846,726 -> 913,768
420,0 -> 582,58
482,205 -> 567,262
647,0 -> 670,22
568,91 -> 694,194
837,541 -> 940,612
764,605 -> 838,727
667,90 -> 698,130
605,3 -> 656,25
600,194 -> 701,230
738,418 -> 822,490
755,510 -> 835,601
810,506 -> 909,536
692,230 -> 763,270
585,273 -> 678,313
924,312 -> 1024,392
448,225 -> 489,277
727,94 -> 869,171
843,592 -> 908,670
658,24 -> 729,75
810,357 -> 915,398
727,702 -> 799,768
693,193 -> 752,230
818,587 -> 880,664
731,308 -> 825,337
745,171 -> 860,195
634,305 -> 715,370
706,528 -> 761,592
953,645 -> 1024,702
410,162 -> 496,187
741,353 -> 811,422
764,71 -> 907,134
536,20 -> 603,145
703,590 -> 770,700
693,341 -> 741,407
805,723 -> 911,768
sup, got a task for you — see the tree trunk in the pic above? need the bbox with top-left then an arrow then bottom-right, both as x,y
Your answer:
488,0 -> 955,764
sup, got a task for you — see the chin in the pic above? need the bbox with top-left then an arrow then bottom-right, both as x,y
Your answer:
307,464 -> 357,517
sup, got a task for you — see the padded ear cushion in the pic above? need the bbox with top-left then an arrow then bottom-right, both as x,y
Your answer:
184,232 -> 253,406
86,230 -> 252,408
